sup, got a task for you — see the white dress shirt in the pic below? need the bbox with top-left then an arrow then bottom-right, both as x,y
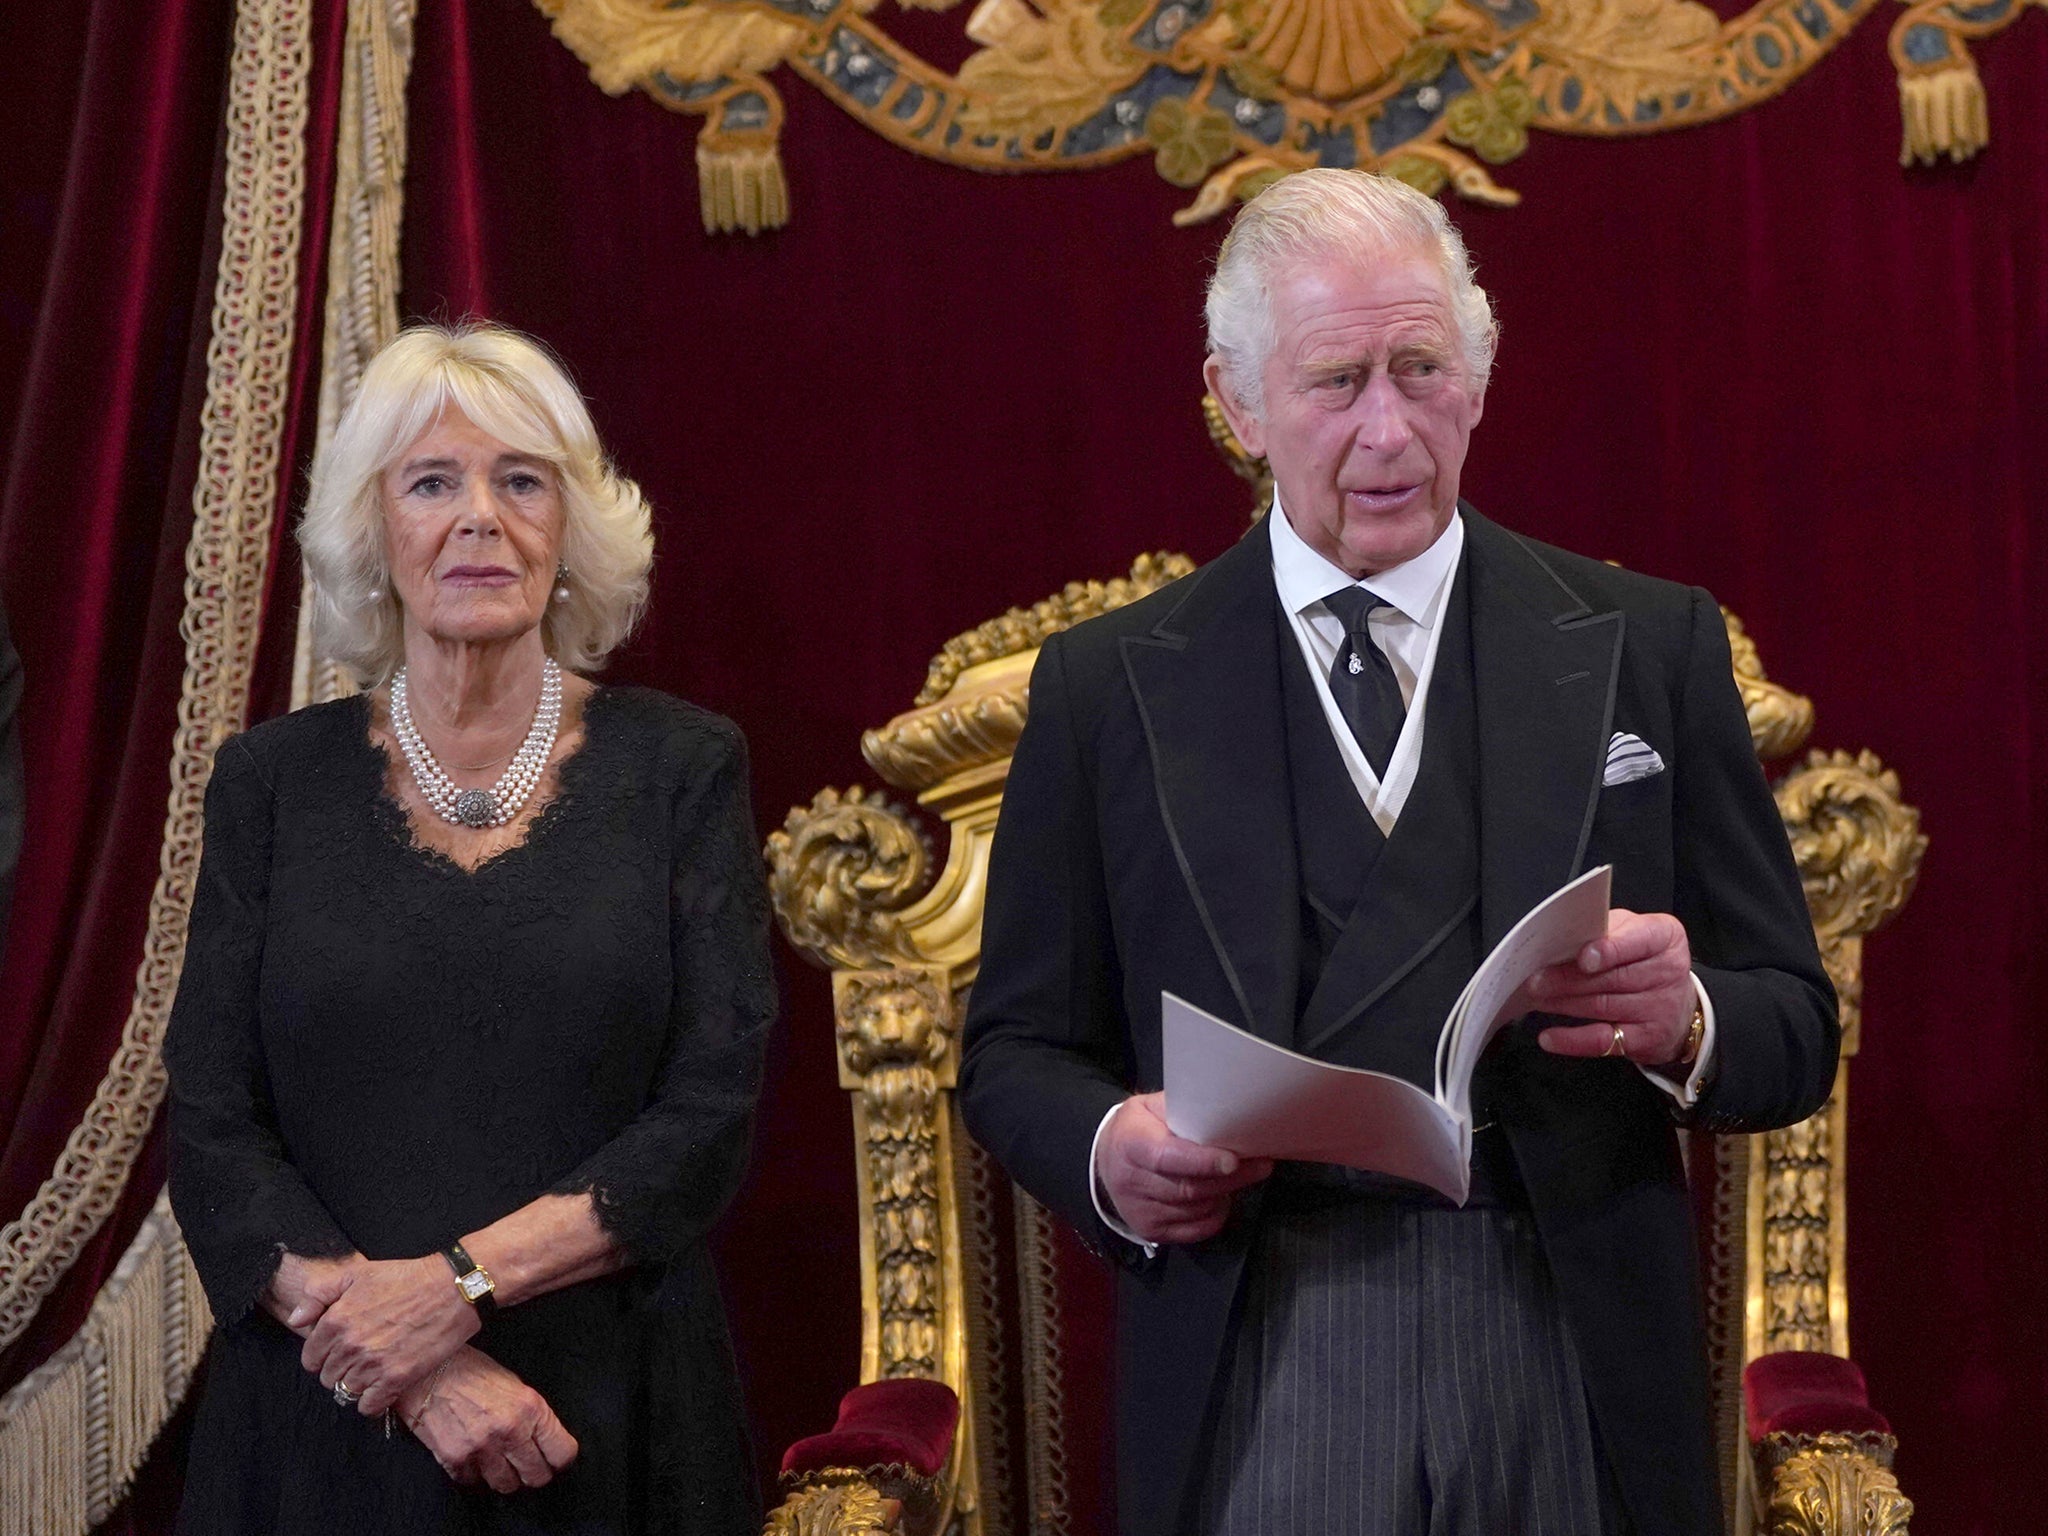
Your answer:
1268,489 -> 1464,834
1090,502 -> 1715,1247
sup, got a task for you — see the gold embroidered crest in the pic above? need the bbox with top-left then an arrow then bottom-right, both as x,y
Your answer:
535,0 -> 2038,231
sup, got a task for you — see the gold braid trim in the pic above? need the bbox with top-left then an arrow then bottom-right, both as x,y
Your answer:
0,1194 -> 213,1536
292,0 -> 419,710
1012,1194 -> 1073,1536
953,1121 -> 1013,1536
0,0 -> 314,1355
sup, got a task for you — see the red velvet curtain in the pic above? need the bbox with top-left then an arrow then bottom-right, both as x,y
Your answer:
0,0 -> 345,1429
390,6 -> 2048,1531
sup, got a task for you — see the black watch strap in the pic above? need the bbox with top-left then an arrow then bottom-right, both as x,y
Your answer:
443,1240 -> 498,1317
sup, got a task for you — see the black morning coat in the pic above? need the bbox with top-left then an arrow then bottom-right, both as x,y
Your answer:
957,507 -> 1838,1536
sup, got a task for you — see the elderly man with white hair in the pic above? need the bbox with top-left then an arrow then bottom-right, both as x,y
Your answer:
960,170 -> 1836,1536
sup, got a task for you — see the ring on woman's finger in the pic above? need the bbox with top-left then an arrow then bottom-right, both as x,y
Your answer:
333,1380 -> 361,1408
1603,1024 -> 1627,1060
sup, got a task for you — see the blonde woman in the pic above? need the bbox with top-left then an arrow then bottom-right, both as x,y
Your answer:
166,323 -> 775,1533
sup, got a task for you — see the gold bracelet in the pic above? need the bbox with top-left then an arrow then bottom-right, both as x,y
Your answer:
402,1360 -> 453,1434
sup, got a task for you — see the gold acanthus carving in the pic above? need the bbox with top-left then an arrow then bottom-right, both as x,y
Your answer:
768,787 -> 934,972
913,554 -> 1194,708
1746,747 -> 1924,1364
1755,1101 -> 1835,1354
764,1477 -> 898,1536
838,969 -> 955,1380
1724,610 -> 1815,763
831,967 -> 977,1533
1758,1434 -> 1913,1536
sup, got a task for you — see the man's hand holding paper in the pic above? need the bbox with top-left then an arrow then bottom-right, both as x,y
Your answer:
1097,1092 -> 1274,1245
1522,908 -> 1698,1069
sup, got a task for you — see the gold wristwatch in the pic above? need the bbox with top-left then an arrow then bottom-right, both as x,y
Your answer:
442,1241 -> 497,1318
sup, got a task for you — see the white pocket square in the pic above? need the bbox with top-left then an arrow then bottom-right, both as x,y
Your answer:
1604,731 -> 1665,786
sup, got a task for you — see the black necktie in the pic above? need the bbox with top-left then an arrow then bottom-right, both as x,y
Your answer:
1322,585 -> 1406,778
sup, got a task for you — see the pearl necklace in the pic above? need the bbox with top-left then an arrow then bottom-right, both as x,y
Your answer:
391,658 -> 564,829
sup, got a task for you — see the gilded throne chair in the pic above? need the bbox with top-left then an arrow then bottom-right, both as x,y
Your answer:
761,454 -> 1925,1536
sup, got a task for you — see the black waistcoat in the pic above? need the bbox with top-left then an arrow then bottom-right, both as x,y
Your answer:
1273,565 -> 1524,1205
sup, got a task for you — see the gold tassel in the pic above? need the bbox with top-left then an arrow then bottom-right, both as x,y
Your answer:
1898,66 -> 1989,165
696,138 -> 791,235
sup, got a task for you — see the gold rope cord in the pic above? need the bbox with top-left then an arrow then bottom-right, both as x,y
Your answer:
0,0 -> 314,1357
1012,1194 -> 1073,1536
953,1112 -> 1014,1536
292,0 -> 420,711
1707,1134 -> 1751,1530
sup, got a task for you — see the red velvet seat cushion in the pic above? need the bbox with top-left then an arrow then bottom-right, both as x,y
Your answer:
1744,1350 -> 1892,1439
780,1378 -> 961,1478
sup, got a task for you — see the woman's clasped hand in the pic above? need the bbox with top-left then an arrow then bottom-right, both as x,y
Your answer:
288,1253 -> 481,1416
270,1251 -> 580,1490
399,1349 -> 580,1493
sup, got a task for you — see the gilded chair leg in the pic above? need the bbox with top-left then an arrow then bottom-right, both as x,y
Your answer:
763,1476 -> 901,1536
1755,1433 -> 1913,1536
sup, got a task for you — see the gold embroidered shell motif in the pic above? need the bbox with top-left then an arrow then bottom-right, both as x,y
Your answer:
1245,0 -> 1423,101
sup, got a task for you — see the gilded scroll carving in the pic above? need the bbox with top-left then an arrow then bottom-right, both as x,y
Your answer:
1776,749 -> 1925,1052
837,969 -> 958,1380
1724,610 -> 1815,763
859,552 -> 1196,797
863,690 -> 1031,796
1758,1434 -> 1913,1536
768,787 -> 934,972
1777,751 -> 1924,945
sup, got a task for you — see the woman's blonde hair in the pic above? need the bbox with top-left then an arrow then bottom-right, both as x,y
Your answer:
300,322 -> 653,686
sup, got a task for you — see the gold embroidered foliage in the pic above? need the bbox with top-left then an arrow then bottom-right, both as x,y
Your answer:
956,0 -> 1145,136
1521,0 -> 1719,120
538,0 -> 810,91
1145,97 -> 1239,185
1442,74 -> 1536,163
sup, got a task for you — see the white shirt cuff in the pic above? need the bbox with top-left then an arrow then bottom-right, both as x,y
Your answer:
1089,1101 -> 1158,1256
1639,972 -> 1717,1107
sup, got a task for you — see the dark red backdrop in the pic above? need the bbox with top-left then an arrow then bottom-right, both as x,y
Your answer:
4,0 -> 2045,1530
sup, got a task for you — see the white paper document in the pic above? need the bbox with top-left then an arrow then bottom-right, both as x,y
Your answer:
1162,865 -> 1612,1204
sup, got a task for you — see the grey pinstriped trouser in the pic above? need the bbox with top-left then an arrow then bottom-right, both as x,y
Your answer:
1192,1202 -> 1630,1536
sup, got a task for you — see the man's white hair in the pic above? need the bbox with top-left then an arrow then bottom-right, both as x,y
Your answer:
1205,169 -> 1499,416
300,322 -> 653,687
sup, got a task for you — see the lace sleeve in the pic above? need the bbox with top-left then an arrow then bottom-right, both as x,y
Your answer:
551,717 -> 777,1266
165,738 -> 353,1324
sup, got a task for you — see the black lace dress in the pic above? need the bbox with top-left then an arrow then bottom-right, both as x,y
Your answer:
165,687 -> 776,1535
